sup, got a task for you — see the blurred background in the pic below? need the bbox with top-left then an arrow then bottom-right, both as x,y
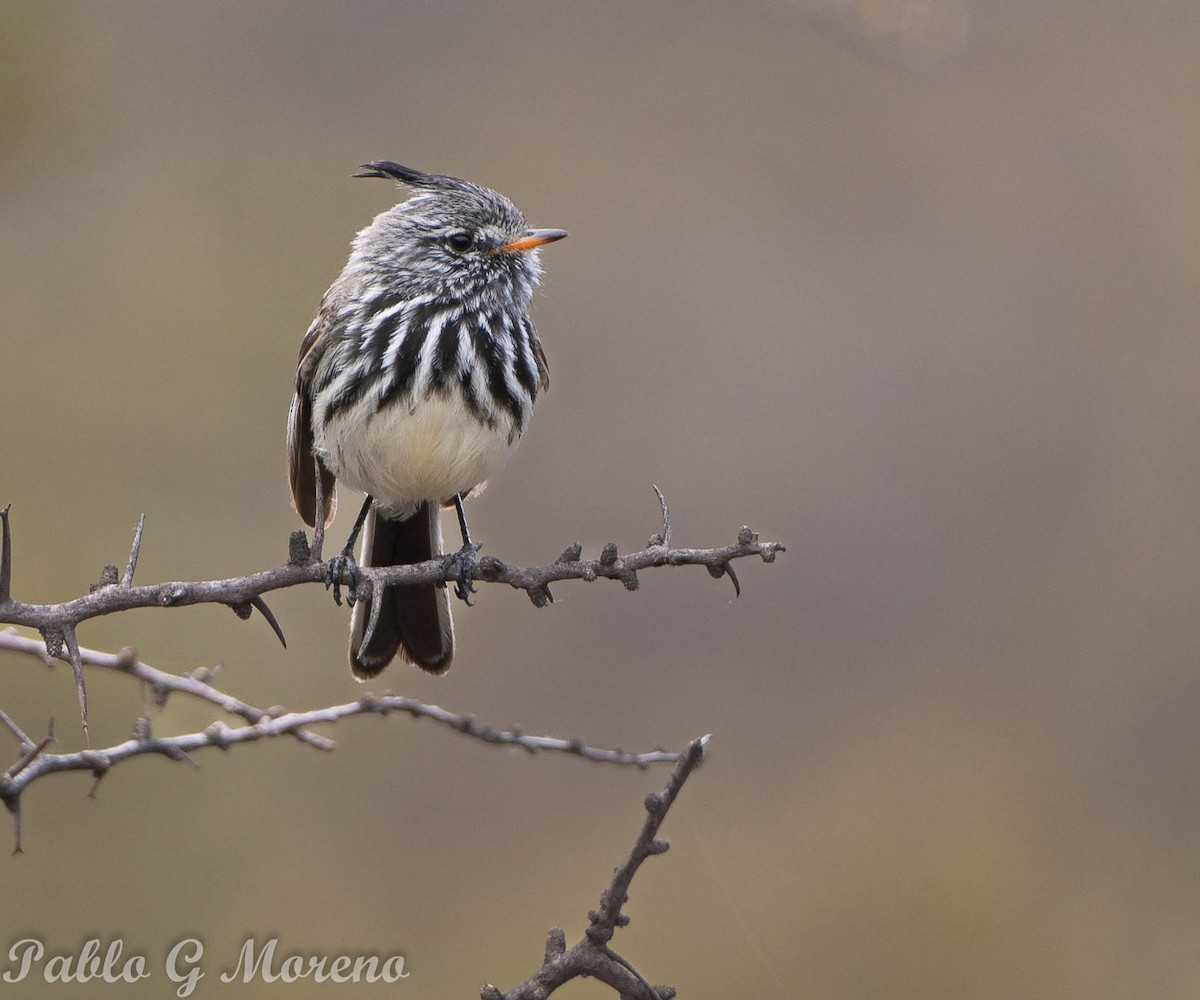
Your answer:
2,1 -> 1199,996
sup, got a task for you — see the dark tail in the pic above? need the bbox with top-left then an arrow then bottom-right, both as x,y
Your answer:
349,502 -> 454,678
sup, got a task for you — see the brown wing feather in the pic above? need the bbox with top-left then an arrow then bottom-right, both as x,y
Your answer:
287,306 -> 338,527
287,391 -> 336,527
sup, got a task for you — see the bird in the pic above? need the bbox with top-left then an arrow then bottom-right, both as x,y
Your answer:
287,161 -> 566,678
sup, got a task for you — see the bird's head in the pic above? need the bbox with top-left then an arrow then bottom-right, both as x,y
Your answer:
351,161 -> 567,307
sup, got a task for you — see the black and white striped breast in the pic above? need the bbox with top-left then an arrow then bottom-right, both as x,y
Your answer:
312,288 -> 544,445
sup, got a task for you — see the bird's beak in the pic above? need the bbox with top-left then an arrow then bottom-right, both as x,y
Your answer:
496,228 -> 569,253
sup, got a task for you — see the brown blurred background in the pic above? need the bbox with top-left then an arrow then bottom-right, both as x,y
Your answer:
3,1 -> 1199,996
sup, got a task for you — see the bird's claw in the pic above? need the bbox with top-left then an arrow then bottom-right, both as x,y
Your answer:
438,542 -> 482,606
324,552 -> 361,607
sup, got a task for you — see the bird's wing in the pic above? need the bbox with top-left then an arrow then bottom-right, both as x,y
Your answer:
529,322 -> 550,393
287,300 -> 339,528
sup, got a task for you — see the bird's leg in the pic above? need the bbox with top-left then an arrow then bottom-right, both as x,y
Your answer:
453,492 -> 474,548
326,495 -> 372,607
438,493 -> 481,605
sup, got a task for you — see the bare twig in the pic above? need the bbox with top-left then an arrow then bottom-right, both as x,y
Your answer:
0,500 -> 783,726
5,724 -> 55,781
0,707 -> 34,754
0,630 -> 685,849
483,734 -> 710,1000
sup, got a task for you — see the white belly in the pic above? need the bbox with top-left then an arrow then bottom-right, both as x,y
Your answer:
318,392 -> 519,513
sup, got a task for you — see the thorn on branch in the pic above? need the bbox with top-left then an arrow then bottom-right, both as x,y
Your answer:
250,596 -> 287,648
5,724 -> 56,780
356,580 -> 385,655
227,596 -> 288,644
650,485 -> 672,548
527,585 -> 553,608
0,503 -> 10,603
706,560 -> 741,597
122,514 -> 146,587
64,628 -> 89,731
6,795 -> 22,855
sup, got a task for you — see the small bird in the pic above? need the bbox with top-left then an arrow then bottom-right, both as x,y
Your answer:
287,162 -> 566,678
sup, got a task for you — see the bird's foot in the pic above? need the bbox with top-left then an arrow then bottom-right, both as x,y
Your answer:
438,542 -> 483,606
324,551 -> 361,607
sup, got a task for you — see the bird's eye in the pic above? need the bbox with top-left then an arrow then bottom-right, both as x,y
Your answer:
446,232 -> 474,253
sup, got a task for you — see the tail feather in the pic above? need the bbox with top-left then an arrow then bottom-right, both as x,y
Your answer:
349,503 -> 453,677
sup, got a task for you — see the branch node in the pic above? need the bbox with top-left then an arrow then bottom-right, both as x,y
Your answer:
544,927 -> 566,961
647,838 -> 670,855
620,570 -> 639,592
526,584 -> 553,608
288,530 -> 311,566
159,585 -> 188,606
737,525 -> 756,546
185,663 -> 220,685
643,792 -> 666,814
116,645 -> 138,670
40,627 -> 64,660
228,601 -> 253,621
555,543 -> 582,564
480,986 -> 504,1000
477,554 -> 505,577
600,543 -> 619,567
205,721 -> 232,748
90,565 -> 120,592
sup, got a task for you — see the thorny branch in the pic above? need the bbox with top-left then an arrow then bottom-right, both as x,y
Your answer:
482,734 -> 710,1000
0,499 -> 784,727
0,630 -> 684,853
